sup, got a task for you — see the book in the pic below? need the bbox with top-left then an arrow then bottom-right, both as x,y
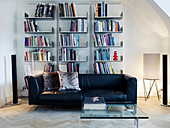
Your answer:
84,97 -> 106,110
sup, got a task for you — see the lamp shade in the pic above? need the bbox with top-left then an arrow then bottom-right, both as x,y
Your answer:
143,53 -> 160,79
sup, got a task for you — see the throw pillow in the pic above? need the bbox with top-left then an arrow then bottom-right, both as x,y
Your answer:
58,71 -> 81,91
43,72 -> 60,91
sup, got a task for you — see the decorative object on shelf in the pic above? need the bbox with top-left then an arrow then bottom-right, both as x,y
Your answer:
113,51 -> 118,61
59,2 -> 77,17
58,71 -> 81,91
35,3 -> 55,17
143,53 -> 160,101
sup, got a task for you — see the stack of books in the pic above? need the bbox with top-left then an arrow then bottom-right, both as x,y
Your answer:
92,34 -> 115,47
67,63 -> 79,73
24,19 -> 39,32
59,2 -> 77,17
60,34 -> 82,47
35,3 -> 55,17
95,2 -> 108,17
83,97 -> 106,110
25,49 -> 51,61
70,19 -> 87,32
25,36 -> 50,47
44,63 -> 54,72
94,62 -> 114,74
59,48 -> 78,61
94,48 -> 110,61
94,20 -> 121,32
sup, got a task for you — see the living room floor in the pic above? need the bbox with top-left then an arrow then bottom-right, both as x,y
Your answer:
0,97 -> 170,128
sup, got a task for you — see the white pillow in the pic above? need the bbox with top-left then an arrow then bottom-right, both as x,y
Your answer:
58,71 -> 81,91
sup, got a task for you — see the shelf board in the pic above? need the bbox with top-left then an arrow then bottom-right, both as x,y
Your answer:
25,46 -> 53,48
25,31 -> 53,34
94,31 -> 122,33
59,60 -> 88,62
25,60 -> 52,62
94,16 -> 122,20
59,31 -> 87,34
60,45 -> 87,48
25,17 -> 54,20
94,46 -> 122,48
60,16 -> 87,19
94,60 -> 123,62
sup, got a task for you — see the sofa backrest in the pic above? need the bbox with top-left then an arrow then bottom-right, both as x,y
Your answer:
78,74 -> 123,91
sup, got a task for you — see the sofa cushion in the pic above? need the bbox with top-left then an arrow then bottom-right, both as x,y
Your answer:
58,72 -> 81,91
43,72 -> 60,91
39,90 -> 83,102
83,89 -> 127,101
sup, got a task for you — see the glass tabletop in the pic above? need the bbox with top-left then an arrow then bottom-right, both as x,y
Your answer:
81,104 -> 148,119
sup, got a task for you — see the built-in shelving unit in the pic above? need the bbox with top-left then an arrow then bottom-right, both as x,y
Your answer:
22,2 -> 123,75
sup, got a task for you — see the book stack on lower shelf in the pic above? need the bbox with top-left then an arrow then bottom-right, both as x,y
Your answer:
59,48 -> 78,61
25,49 -> 51,62
83,97 -> 106,110
70,19 -> 87,32
94,62 -> 114,74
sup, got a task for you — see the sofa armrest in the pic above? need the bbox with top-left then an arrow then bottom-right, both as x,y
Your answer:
27,74 -> 44,105
123,74 -> 137,104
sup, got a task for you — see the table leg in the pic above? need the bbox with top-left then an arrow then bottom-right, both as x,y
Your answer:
134,118 -> 139,128
155,80 -> 160,100
146,80 -> 155,100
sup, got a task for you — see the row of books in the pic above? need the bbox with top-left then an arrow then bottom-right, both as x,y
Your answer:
24,19 -> 39,32
95,49 -> 110,61
35,3 -> 55,17
94,20 -> 121,32
94,62 -> 114,74
94,2 -> 108,17
44,63 -> 54,72
25,49 -> 51,61
92,34 -> 115,47
67,63 -> 79,73
70,19 -> 87,32
59,3 -> 77,17
59,49 -> 78,61
25,36 -> 50,47
60,34 -> 82,47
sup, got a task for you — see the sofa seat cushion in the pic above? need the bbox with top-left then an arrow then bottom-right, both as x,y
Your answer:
83,89 -> 127,101
39,90 -> 83,102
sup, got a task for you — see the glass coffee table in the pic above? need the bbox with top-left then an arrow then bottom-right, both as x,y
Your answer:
80,104 -> 148,128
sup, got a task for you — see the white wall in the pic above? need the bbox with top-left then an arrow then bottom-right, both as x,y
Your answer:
0,0 -> 17,107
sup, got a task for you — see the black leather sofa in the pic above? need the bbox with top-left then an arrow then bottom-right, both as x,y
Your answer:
27,74 -> 137,106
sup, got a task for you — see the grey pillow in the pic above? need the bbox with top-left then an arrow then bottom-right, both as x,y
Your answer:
58,71 -> 81,91
43,72 -> 60,91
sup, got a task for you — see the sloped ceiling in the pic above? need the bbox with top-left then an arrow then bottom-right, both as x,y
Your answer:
126,0 -> 170,37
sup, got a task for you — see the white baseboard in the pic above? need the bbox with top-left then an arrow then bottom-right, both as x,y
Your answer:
0,95 -> 12,107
